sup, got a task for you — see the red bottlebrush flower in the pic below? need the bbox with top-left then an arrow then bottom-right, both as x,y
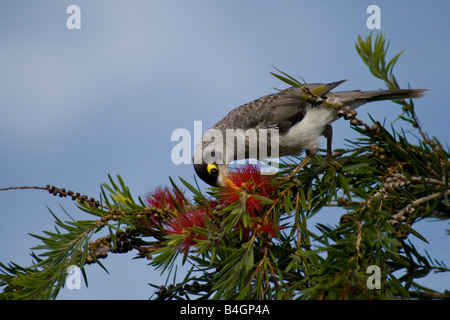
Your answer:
166,207 -> 209,254
252,220 -> 277,237
235,219 -> 279,239
219,164 -> 276,217
144,186 -> 185,211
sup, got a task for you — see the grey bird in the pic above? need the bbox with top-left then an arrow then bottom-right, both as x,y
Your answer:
193,80 -> 426,187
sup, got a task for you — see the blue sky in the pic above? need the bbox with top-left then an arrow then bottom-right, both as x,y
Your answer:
0,1 -> 449,299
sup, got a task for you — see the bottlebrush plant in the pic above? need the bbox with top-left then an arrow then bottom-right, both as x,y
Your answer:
0,33 -> 449,300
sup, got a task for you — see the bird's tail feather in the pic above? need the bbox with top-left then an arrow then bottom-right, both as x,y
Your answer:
361,89 -> 427,102
327,89 -> 427,106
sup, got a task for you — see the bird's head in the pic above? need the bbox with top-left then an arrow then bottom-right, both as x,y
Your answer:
193,162 -> 232,188
193,130 -> 235,188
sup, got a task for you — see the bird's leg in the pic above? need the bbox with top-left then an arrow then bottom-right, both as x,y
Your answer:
323,124 -> 333,161
288,149 -> 316,178
287,125 -> 339,180
323,124 -> 342,169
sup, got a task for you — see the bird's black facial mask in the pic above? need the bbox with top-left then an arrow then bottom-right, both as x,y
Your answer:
194,162 -> 220,187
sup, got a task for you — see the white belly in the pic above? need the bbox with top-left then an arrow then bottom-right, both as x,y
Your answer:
279,106 -> 336,156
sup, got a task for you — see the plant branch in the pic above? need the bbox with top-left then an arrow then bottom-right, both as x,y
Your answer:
0,185 -> 101,208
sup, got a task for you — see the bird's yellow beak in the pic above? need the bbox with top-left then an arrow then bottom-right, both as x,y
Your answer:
221,170 -> 239,191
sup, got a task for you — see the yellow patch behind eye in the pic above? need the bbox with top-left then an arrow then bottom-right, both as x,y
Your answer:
207,163 -> 218,174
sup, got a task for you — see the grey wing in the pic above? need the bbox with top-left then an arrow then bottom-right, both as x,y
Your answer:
213,81 -> 347,133
213,90 -> 308,133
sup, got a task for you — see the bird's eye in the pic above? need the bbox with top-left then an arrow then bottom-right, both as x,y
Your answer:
207,164 -> 219,176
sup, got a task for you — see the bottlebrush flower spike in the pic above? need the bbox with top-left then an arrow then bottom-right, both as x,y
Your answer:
219,164 -> 277,217
166,207 -> 209,254
236,219 -> 279,239
252,220 -> 278,237
144,185 -> 186,211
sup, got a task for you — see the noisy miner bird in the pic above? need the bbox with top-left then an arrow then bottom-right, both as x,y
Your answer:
193,80 -> 426,187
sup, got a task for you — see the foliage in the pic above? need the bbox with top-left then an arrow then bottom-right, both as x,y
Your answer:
1,33 -> 449,300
